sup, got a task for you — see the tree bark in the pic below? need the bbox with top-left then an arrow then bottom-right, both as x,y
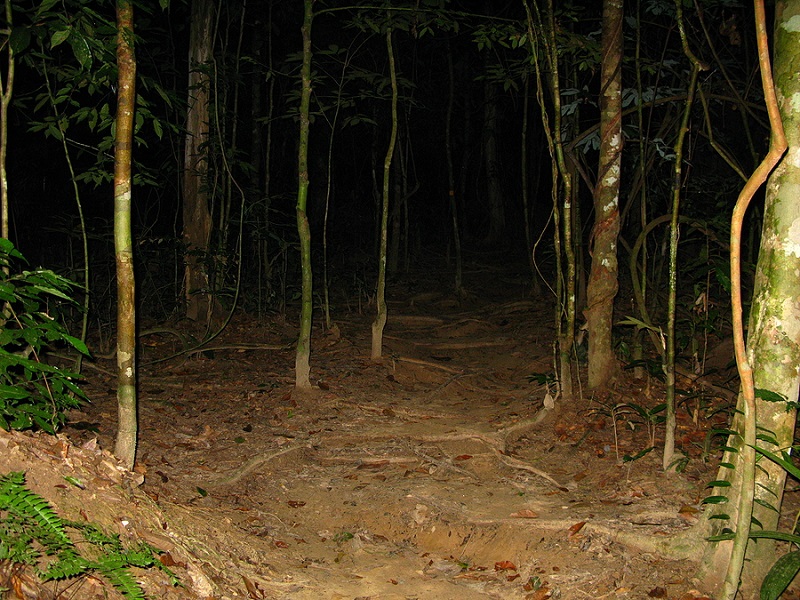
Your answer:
698,0 -> 797,595
295,0 -> 314,388
482,77 -> 505,246
586,0 -> 622,389
0,0 -> 13,242
113,0 -> 137,470
183,0 -> 217,323
371,25 -> 397,360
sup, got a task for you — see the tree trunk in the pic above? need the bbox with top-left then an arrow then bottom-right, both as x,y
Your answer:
698,0 -> 798,596
183,0 -> 217,323
294,0 -> 313,388
586,0 -> 622,389
371,25 -> 397,360
483,77 -> 505,246
445,41 -> 462,295
113,0 -> 137,470
0,0 -> 13,242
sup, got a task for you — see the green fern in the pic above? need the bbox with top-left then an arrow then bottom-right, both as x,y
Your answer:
0,471 -> 179,598
0,472 -> 72,552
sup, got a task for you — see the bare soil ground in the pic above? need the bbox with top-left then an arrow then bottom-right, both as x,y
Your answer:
0,260 -> 746,599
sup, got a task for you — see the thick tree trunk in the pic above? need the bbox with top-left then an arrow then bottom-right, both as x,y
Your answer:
586,0 -> 622,389
698,1 -> 799,595
113,0 -> 137,470
183,0 -> 217,323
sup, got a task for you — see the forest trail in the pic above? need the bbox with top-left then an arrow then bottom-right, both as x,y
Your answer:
4,259 -> 729,599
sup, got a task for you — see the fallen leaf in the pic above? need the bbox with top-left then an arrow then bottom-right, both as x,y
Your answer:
648,586 -> 667,598
274,540 -> 289,548
494,560 -> 517,571
530,586 -> 552,599
287,500 -> 306,508
510,509 -> 538,518
454,454 -> 473,461
567,521 -> 586,537
243,575 -> 264,599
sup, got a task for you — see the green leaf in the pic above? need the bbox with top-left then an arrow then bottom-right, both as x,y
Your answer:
754,446 -> 800,480
50,28 -> 72,49
755,389 -> 788,403
68,33 -> 93,70
761,550 -> 800,600
702,495 -> 729,505
9,27 -> 32,54
196,487 -> 207,498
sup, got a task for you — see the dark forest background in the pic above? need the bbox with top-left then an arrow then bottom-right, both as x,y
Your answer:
3,0 -> 756,334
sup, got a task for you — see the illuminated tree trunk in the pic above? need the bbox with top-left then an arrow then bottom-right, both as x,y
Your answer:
294,0 -> 313,388
586,0 -> 622,389
699,1 -> 797,596
371,25 -> 397,360
113,0 -> 137,470
0,0 -> 14,241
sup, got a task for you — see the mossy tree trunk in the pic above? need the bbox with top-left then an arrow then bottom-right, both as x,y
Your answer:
295,0 -> 314,388
698,1 -> 798,596
371,24 -> 397,360
586,0 -> 622,389
113,0 -> 137,470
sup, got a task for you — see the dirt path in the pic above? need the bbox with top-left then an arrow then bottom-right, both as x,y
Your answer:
8,263 -> 732,599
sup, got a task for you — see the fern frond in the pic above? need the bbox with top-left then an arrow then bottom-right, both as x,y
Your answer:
96,557 -> 147,600
0,472 -> 72,552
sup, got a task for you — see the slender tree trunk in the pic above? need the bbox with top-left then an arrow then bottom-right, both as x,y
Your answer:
0,0 -> 14,242
445,41 -> 463,295
295,0 -> 314,388
183,0 -> 218,324
113,0 -> 137,470
483,77 -> 505,246
699,1 -> 795,596
371,25 -> 397,360
523,0 -> 574,400
586,0 -> 623,389
664,1 -> 705,470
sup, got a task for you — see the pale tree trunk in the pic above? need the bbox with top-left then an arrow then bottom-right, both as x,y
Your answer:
586,0 -> 622,389
183,0 -> 218,323
0,0 -> 14,241
698,1 -> 797,596
113,0 -> 137,470
295,0 -> 313,388
371,25 -> 397,360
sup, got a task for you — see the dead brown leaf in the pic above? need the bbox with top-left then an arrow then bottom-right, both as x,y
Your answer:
494,560 -> 517,571
510,509 -> 538,518
567,521 -> 586,537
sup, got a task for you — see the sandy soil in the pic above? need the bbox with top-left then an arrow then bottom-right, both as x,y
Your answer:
0,261 -> 744,599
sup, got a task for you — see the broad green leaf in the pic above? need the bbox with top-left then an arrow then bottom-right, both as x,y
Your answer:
50,28 -> 72,49
755,389 -> 788,403
761,550 -> 800,600
9,27 -> 32,54
69,33 -> 93,70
